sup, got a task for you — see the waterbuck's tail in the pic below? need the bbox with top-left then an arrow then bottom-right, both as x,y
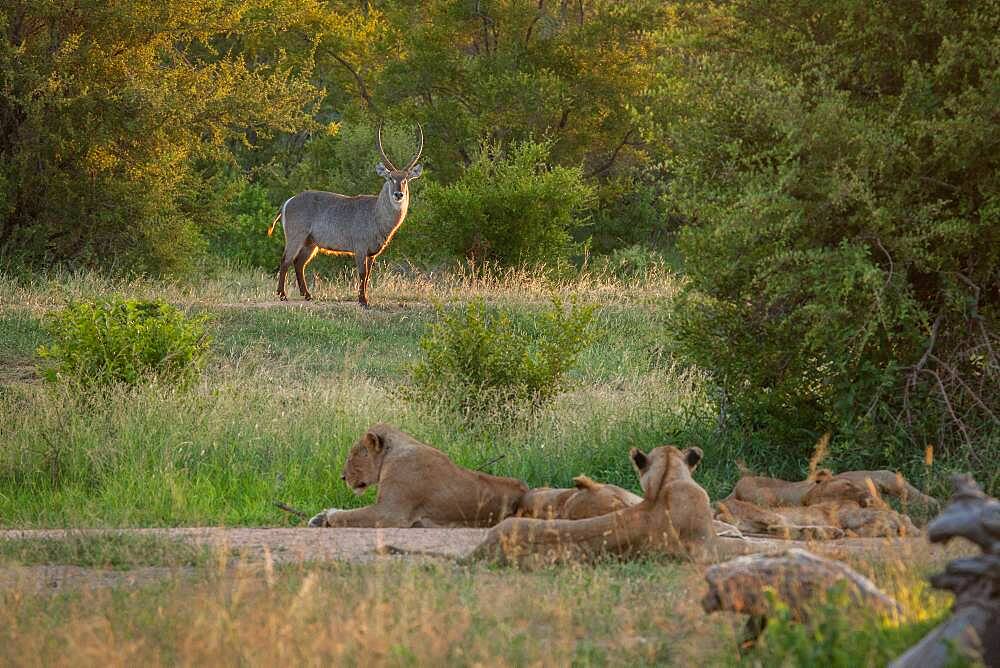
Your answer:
267,210 -> 281,237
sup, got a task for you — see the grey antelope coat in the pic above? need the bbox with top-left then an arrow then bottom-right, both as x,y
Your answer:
268,124 -> 424,306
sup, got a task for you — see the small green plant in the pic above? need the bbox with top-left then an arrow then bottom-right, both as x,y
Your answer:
36,298 -> 211,386
407,298 -> 596,414
744,586 -> 962,667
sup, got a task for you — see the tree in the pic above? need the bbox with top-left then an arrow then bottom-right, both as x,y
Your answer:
659,0 -> 1000,475
0,0 -> 321,271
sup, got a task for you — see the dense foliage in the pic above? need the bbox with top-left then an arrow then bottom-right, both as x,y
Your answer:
36,298 -> 211,386
660,0 -> 1000,470
0,0 -> 321,272
408,298 -> 595,414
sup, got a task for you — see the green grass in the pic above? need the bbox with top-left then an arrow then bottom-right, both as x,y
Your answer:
0,533 -> 215,569
0,263 -> 961,526
0,265 -> 724,527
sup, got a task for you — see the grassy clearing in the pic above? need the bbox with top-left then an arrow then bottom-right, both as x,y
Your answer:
0,264 -> 724,527
0,543 -> 960,667
0,262 -> 964,526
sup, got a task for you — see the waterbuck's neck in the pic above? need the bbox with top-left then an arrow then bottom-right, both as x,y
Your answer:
374,180 -> 409,235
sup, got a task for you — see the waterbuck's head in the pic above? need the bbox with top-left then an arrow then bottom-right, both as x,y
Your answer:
375,123 -> 424,209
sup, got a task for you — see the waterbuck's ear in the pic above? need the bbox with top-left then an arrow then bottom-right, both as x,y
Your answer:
630,447 -> 649,473
364,431 -> 384,453
684,447 -> 703,471
408,163 -> 423,179
375,162 -> 390,178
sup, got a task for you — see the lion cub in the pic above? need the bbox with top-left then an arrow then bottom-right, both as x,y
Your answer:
309,423 -> 528,528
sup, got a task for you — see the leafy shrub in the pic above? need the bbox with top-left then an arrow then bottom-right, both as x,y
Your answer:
400,139 -> 595,266
208,182 -> 283,270
586,170 -> 676,254
660,0 -> 1000,477
407,298 -> 596,414
36,298 -> 211,387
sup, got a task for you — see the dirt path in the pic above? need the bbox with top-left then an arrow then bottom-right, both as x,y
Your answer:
1,527 -> 939,564
1,527 -> 954,594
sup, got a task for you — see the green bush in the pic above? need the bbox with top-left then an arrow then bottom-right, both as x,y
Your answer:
407,298 -> 596,414
36,298 -> 211,387
659,0 -> 1000,479
400,139 -> 595,266
208,182 -> 283,270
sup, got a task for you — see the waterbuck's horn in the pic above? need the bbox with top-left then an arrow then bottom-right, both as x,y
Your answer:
376,121 -> 398,171
405,123 -> 424,171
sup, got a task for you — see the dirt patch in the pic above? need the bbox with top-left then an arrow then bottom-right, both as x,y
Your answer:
1,527 -> 943,565
207,299 -> 420,312
0,527 -> 490,565
0,527 -> 955,594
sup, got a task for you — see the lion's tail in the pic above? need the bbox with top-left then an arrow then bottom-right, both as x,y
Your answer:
572,475 -> 600,491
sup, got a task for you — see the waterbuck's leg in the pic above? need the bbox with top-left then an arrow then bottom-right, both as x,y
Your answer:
355,254 -> 370,308
293,244 -> 317,300
363,255 -> 375,303
276,245 -> 298,301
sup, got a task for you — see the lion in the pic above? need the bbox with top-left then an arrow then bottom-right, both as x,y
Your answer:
468,445 -> 720,565
308,423 -> 528,528
831,470 -> 939,511
725,469 -> 879,507
517,472 -> 743,538
715,497 -> 920,540
515,475 -> 643,520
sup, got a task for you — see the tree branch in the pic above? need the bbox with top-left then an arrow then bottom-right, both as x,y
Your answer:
586,128 -> 639,177
327,50 -> 378,114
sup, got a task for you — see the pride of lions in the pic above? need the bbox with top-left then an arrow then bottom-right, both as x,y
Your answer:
308,423 -> 936,564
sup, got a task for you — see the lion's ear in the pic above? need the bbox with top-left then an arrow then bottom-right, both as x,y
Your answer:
813,468 -> 833,482
684,447 -> 703,470
365,432 -> 384,453
630,448 -> 649,473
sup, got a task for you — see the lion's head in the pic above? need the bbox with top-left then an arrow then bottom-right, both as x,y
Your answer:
629,445 -> 702,501
803,469 -> 876,507
341,430 -> 387,495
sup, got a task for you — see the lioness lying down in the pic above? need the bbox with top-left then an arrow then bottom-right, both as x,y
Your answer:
469,445 -> 720,565
515,476 -> 643,520
715,498 -> 920,540
516,466 -> 743,539
725,469 -> 878,507
727,469 -> 937,510
309,424 -> 528,528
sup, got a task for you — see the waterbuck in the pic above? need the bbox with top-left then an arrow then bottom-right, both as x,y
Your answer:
267,124 -> 424,307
